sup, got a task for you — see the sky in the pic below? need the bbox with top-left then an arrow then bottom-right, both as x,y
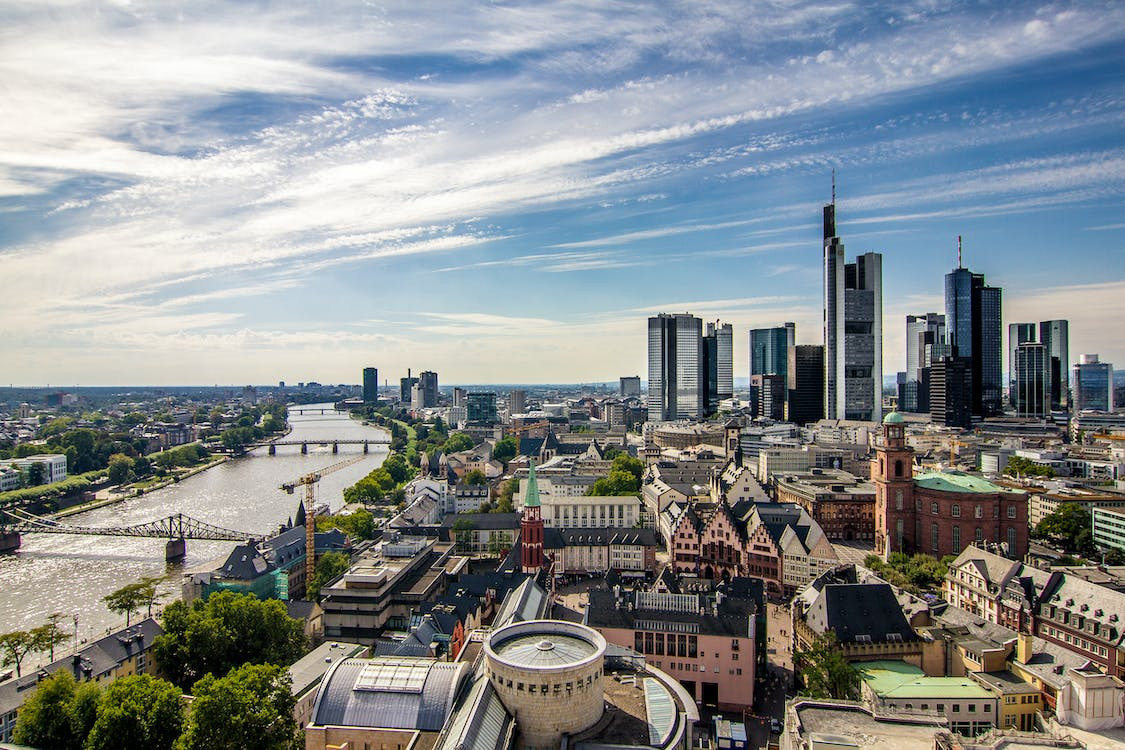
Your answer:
1,1 -> 1124,387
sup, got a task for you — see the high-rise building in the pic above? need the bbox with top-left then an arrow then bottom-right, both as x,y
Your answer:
1014,342 -> 1049,417
930,356 -> 973,429
1073,354 -> 1114,412
750,323 -> 795,418
411,382 -> 424,412
466,392 -> 498,424
790,345 -> 825,425
453,387 -> 467,408
702,321 -> 733,413
419,370 -> 438,408
822,190 -> 882,422
362,367 -> 378,404
750,374 -> 786,420
1008,323 -> 1036,407
509,389 -> 526,415
619,376 -> 641,398
399,368 -> 418,403
1039,320 -> 1069,410
647,313 -> 704,422
945,259 -> 1002,418
902,314 -> 945,413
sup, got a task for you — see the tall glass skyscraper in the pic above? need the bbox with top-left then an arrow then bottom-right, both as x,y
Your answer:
945,264 -> 1002,417
903,313 -> 945,412
750,323 -> 794,418
1073,354 -> 1114,412
362,367 -> 378,403
648,313 -> 704,421
1039,319 -> 1069,410
1014,342 -> 1049,417
823,192 -> 882,422
1008,322 -> 1036,407
702,321 -> 733,413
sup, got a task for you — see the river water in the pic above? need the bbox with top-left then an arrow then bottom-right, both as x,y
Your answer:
0,404 -> 387,653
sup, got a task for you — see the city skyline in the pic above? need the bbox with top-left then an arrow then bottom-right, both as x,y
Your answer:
2,2 -> 1125,385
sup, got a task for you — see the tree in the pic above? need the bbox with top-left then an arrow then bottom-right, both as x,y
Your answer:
308,551 -> 351,598
104,582 -> 147,626
1004,455 -> 1057,479
0,630 -> 34,677
85,674 -> 184,750
154,591 -> 306,690
443,432 -> 474,454
177,663 -> 300,750
317,509 -> 376,541
452,518 -> 475,554
31,612 -> 71,661
464,469 -> 487,486
25,461 -> 45,486
108,452 -> 135,485
138,575 -> 168,617
587,453 -> 645,496
492,436 -> 518,465
1037,503 -> 1096,555
12,670 -> 101,749
794,632 -> 862,700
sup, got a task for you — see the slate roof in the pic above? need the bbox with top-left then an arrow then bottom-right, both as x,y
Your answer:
585,587 -> 755,638
311,657 -> 468,731
804,583 -> 919,644
543,527 -> 659,549
433,676 -> 513,750
492,577 -> 549,628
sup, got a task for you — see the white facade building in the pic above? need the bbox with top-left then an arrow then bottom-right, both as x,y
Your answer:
8,454 -> 68,485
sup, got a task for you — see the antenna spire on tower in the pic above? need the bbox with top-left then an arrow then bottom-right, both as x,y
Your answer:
831,168 -> 836,205
958,235 -> 962,268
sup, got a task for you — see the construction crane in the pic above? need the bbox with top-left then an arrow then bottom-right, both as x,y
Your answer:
280,454 -> 366,598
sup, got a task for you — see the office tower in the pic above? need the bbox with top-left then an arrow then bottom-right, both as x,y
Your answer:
930,356 -> 973,429
702,320 -> 734,411
453,387 -> 467,408
647,313 -> 704,422
1039,320 -> 1069,410
419,370 -> 438,408
903,314 -> 945,413
1008,323 -> 1036,407
822,190 -> 882,422
400,368 -> 418,403
510,389 -> 526,415
1073,354 -> 1114,412
466,392 -> 498,423
790,345 -> 825,425
619,376 -> 641,398
1014,342 -> 1049,417
362,367 -> 378,403
945,256 -> 1002,418
411,382 -> 424,412
750,374 -> 785,420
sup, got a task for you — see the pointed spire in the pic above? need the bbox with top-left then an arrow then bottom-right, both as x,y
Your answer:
295,500 -> 307,528
957,235 -> 962,268
524,460 -> 540,508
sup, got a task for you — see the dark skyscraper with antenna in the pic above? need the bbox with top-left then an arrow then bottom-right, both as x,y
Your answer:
945,238 -> 1003,418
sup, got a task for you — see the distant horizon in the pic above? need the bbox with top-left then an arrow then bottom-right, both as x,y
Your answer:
3,3 -> 1123,385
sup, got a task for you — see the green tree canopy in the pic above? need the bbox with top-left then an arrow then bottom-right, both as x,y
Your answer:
1036,503 -> 1095,555
588,454 -> 644,496
1004,455 -> 1056,478
307,551 -> 351,598
12,670 -> 101,749
464,469 -> 487,486
177,663 -> 300,750
107,452 -> 135,485
154,591 -> 306,690
0,630 -> 35,677
85,674 -> 184,750
31,613 -> 71,661
317,509 -> 376,541
443,432 -> 474,454
492,436 -> 518,464
103,582 -> 148,626
794,632 -> 862,700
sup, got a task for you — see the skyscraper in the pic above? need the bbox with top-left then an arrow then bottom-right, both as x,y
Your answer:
1014,342 -> 1049,417
1039,320 -> 1069,410
362,367 -> 378,404
903,313 -> 945,413
619,376 -> 641,398
419,370 -> 438,408
823,188 -> 882,422
1073,354 -> 1114,412
466,392 -> 498,423
945,256 -> 1002,418
790,345 -> 825,425
647,313 -> 704,422
930,356 -> 973,429
750,323 -> 794,418
400,368 -> 418,403
1008,323 -> 1036,407
509,389 -> 526,415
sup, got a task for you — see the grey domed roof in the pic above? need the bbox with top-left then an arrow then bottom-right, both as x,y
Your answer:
492,632 -> 597,667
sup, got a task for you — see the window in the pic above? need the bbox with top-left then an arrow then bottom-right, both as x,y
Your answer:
932,523 -> 939,551
932,502 -> 939,515
1008,527 -> 1016,553
896,490 -> 904,511
895,460 -> 903,478
975,505 -> 982,519
952,504 -> 961,518
952,525 -> 961,553
937,704 -> 945,712
952,705 -> 960,713
969,704 -> 976,713
975,527 -> 983,543
1008,505 -> 1016,519
984,704 -> 991,712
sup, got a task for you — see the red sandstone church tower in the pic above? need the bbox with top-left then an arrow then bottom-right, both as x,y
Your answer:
873,411 -> 916,557
520,461 -> 544,572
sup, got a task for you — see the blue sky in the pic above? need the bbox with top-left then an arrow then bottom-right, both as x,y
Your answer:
1,1 -> 1123,386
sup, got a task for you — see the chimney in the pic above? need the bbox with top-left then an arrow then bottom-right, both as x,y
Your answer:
1016,632 -> 1033,663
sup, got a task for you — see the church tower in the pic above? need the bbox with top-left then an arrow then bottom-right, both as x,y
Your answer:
873,411 -> 915,557
520,461 -> 545,572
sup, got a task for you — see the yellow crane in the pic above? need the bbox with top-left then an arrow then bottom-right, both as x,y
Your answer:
280,454 -> 366,598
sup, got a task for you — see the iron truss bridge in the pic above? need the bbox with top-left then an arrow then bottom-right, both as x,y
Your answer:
1,507 -> 260,542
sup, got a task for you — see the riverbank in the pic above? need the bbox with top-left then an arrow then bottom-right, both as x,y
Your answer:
53,455 -> 232,519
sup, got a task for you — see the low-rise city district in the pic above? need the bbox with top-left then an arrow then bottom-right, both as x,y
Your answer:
2,195 -> 1124,750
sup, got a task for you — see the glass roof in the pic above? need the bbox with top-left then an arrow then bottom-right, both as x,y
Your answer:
354,658 -> 431,693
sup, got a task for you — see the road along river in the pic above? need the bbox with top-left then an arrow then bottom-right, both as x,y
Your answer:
0,405 -> 386,653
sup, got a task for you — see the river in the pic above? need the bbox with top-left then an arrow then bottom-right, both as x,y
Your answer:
0,404 -> 387,654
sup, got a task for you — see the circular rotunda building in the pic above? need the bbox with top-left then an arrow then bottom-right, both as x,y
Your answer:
484,619 -> 607,748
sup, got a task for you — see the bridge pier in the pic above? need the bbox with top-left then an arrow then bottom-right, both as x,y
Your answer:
332,442 -> 338,454
301,443 -> 308,454
165,538 -> 187,562
268,443 -> 276,455
363,441 -> 369,454
0,530 -> 20,553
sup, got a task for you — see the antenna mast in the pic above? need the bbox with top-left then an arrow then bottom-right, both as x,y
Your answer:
831,168 -> 836,205
958,235 -> 962,268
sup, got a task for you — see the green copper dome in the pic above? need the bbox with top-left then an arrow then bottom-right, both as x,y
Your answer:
883,410 -> 905,425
